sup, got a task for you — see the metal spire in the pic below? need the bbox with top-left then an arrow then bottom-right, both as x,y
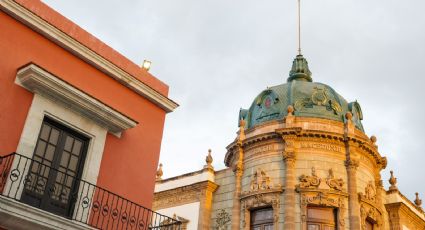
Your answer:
297,0 -> 302,55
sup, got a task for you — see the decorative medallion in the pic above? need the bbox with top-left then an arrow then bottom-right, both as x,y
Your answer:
293,86 -> 342,115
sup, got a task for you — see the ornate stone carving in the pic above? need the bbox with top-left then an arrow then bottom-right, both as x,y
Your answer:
326,168 -> 344,191
300,191 -> 346,229
214,209 -> 231,230
360,204 -> 382,230
344,158 -> 359,170
241,191 -> 281,230
298,167 -> 321,189
250,169 -> 271,191
359,181 -> 376,202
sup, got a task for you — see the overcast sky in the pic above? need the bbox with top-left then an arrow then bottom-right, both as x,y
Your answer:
43,0 -> 425,200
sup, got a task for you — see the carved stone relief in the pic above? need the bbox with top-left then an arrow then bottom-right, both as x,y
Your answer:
298,167 -> 321,189
360,204 -> 383,230
359,181 -> 376,203
297,168 -> 345,192
242,168 -> 282,196
214,209 -> 231,230
326,168 -> 344,191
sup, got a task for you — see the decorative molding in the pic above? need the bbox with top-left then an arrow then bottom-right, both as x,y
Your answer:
0,0 -> 178,113
241,192 -> 281,230
299,190 -> 347,229
297,167 -> 321,189
15,64 -> 137,134
358,181 -> 376,203
360,204 -> 383,230
153,181 -> 217,210
214,209 -> 231,230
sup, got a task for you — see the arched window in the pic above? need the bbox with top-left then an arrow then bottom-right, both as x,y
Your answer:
250,207 -> 274,230
307,207 -> 337,230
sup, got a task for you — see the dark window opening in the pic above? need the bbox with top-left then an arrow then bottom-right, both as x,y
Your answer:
20,117 -> 89,218
250,207 -> 274,230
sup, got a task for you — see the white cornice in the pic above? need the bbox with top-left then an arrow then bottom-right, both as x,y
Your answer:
16,64 -> 138,134
0,0 -> 178,113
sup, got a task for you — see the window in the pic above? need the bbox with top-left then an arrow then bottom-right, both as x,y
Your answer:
307,207 -> 337,230
20,117 -> 89,218
250,207 -> 274,230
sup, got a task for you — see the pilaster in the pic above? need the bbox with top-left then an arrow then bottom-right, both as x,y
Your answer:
282,135 -> 297,230
197,181 -> 219,230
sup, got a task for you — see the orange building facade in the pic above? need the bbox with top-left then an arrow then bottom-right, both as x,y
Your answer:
0,0 -> 180,229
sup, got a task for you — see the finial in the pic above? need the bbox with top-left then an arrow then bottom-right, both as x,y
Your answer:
415,193 -> 422,207
297,0 -> 302,55
287,105 -> 294,115
204,149 -> 214,169
156,163 -> 163,181
370,135 -> 377,144
288,55 -> 312,82
388,170 -> 398,191
345,112 -> 353,120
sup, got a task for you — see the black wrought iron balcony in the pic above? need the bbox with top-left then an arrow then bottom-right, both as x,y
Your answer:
0,153 -> 181,230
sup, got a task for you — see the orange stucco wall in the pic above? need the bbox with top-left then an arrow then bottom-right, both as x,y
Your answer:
0,11 -> 166,208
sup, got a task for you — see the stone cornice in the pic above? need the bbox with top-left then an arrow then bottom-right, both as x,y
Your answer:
16,63 -> 137,134
0,0 -> 178,113
385,202 -> 425,226
153,181 -> 218,210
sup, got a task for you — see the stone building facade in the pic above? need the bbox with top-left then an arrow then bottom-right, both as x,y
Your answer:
153,55 -> 425,230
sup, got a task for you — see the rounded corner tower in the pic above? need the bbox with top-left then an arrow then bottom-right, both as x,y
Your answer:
221,54 -> 389,230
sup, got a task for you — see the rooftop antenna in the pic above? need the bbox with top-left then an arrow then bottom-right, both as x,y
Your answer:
297,0 -> 302,55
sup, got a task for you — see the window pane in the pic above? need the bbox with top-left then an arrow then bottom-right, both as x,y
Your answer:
64,136 -> 74,152
69,155 -> 78,171
308,224 -> 320,230
60,152 -> 70,167
40,124 -> 51,140
35,141 -> 47,157
72,140 -> 82,155
45,144 -> 56,161
49,128 -> 60,144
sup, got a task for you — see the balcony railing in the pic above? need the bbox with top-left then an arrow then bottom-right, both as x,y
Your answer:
0,153 -> 181,230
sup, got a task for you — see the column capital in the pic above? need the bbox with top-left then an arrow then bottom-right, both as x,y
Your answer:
345,159 -> 359,170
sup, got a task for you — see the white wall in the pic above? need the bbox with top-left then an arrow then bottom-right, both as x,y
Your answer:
157,202 -> 200,230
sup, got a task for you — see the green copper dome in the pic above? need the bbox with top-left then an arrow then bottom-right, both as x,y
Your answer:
239,55 -> 364,131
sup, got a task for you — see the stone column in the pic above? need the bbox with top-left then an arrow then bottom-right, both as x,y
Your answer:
345,157 -> 360,229
231,146 -> 244,230
282,135 -> 297,230
344,112 -> 361,230
198,181 -> 218,230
